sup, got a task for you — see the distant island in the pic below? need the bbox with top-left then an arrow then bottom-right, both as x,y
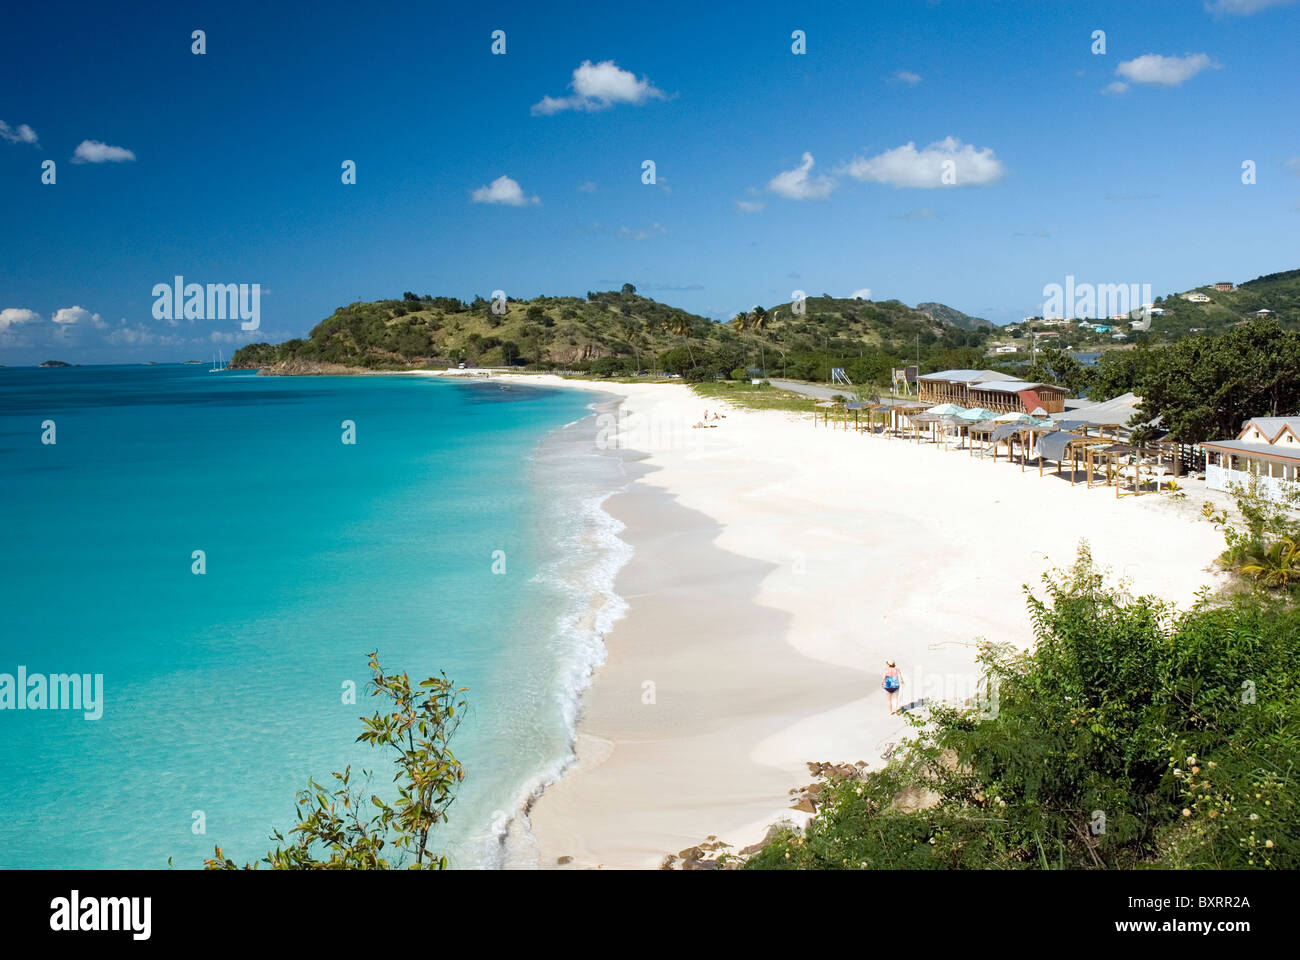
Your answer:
39,360 -> 72,367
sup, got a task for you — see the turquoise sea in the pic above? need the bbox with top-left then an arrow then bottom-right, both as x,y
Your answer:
0,365 -> 628,868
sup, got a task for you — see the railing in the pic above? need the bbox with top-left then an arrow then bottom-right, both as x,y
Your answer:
1206,464 -> 1298,501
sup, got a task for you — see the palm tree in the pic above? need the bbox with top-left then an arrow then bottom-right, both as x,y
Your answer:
750,305 -> 768,332
732,311 -> 749,332
666,315 -> 696,372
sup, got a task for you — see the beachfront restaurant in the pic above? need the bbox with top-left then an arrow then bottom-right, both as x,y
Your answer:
1201,416 -> 1300,500
917,369 -> 1067,415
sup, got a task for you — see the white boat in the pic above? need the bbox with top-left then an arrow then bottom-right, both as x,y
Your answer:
208,351 -> 224,373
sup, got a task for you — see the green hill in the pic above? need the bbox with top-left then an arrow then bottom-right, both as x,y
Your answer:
231,287 -> 996,382
232,288 -> 717,373
755,295 -> 988,348
1145,268 -> 1300,341
914,301 -> 998,331
230,272 -> 1300,381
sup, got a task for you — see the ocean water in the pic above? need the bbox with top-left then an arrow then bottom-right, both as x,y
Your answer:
0,365 -> 627,869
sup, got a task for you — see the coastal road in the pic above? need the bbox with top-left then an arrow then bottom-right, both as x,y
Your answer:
767,379 -> 858,401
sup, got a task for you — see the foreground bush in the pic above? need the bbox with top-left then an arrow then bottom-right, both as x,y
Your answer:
748,545 -> 1298,869
204,653 -> 467,870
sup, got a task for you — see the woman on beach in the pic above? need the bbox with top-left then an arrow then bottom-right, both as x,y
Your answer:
883,661 -> 902,715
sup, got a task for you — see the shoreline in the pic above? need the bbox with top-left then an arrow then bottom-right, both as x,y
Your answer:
489,393 -> 636,869
417,371 -> 1230,868
416,378 -> 635,869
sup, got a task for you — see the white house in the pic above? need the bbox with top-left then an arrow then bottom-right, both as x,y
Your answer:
1202,416 -> 1300,500
1182,292 -> 1211,303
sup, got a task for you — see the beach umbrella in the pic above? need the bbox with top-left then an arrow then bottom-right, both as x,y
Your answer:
994,411 -> 1035,423
926,403 -> 965,416
957,407 -> 999,422
936,413 -> 969,448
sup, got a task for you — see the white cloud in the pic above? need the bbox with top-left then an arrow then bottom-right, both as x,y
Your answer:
1205,0 -> 1294,14
735,199 -> 765,213
617,222 -> 667,240
470,175 -> 540,206
1102,81 -> 1130,95
768,152 -> 835,200
840,137 -> 1005,189
531,97 -> 569,116
108,323 -> 157,346
0,307 -> 40,331
0,121 -> 38,145
209,329 -> 264,344
577,181 -> 598,193
532,60 -> 666,115
1115,53 -> 1217,87
851,288 -> 872,300
71,140 -> 136,163
51,305 -> 106,327
890,70 -> 923,85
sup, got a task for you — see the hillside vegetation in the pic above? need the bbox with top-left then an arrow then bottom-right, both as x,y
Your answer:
232,269 -> 1300,393
1145,269 -> 1300,341
231,287 -> 994,382
915,301 -> 997,331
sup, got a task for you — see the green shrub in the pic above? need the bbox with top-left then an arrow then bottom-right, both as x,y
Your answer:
748,544 -> 1300,870
204,654 -> 467,870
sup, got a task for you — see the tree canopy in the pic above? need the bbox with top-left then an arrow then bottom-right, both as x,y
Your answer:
1136,319 -> 1300,443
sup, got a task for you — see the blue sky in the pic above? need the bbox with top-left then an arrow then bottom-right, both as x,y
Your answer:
2,0 -> 1298,364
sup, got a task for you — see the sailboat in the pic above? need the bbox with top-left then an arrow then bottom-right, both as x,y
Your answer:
208,350 -> 224,373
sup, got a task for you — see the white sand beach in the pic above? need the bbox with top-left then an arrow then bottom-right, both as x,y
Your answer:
422,372 -> 1230,869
